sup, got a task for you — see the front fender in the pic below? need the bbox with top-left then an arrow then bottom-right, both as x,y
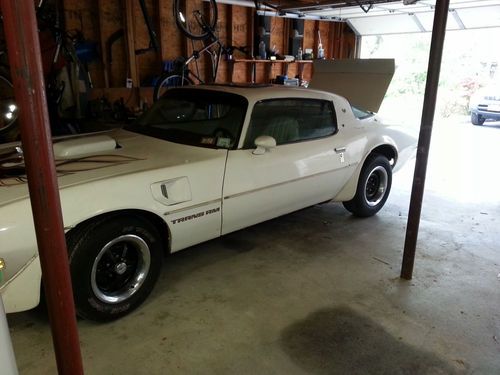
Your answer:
0,199 -> 41,313
0,255 -> 41,313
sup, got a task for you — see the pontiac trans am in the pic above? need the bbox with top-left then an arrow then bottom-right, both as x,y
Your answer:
0,84 -> 416,321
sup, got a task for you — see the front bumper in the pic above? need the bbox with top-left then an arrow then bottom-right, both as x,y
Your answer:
472,109 -> 500,121
0,256 -> 41,313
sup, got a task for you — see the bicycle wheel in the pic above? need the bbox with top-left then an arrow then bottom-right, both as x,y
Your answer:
0,67 -> 20,143
174,0 -> 218,40
153,73 -> 193,101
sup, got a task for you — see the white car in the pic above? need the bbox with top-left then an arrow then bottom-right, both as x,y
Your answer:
469,83 -> 500,125
0,83 -> 416,321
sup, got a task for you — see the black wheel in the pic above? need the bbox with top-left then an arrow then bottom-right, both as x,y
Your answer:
0,67 -> 20,143
471,112 -> 485,126
343,154 -> 392,217
67,215 -> 164,321
153,73 -> 193,101
174,0 -> 218,40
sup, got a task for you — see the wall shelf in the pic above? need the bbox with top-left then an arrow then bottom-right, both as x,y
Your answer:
229,59 -> 313,84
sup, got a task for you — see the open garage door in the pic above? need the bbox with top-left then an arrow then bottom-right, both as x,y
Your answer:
276,0 -> 500,36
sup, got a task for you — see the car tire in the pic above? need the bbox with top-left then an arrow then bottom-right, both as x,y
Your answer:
471,112 -> 485,126
343,154 -> 392,217
67,215 -> 163,322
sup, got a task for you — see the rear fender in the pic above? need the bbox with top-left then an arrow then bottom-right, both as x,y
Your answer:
333,141 -> 397,202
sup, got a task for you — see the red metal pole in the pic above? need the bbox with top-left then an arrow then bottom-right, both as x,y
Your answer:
0,0 -> 84,373
401,0 -> 450,280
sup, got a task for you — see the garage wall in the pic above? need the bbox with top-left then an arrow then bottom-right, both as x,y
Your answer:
61,0 -> 356,100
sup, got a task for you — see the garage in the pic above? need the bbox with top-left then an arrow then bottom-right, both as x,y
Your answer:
1,0 -> 499,373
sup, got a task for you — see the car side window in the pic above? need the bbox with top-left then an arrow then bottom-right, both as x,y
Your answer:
244,98 -> 337,148
351,105 -> 374,119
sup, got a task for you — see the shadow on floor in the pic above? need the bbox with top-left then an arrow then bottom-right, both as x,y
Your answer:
281,306 -> 466,375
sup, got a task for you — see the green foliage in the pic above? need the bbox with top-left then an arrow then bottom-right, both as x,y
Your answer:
361,29 -> 500,122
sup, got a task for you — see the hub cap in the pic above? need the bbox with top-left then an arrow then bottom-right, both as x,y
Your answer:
91,234 -> 151,304
364,166 -> 388,207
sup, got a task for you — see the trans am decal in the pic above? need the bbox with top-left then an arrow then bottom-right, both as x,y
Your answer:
0,146 -> 142,187
171,207 -> 220,224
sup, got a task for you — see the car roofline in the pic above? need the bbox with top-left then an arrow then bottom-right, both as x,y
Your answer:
172,83 -> 349,104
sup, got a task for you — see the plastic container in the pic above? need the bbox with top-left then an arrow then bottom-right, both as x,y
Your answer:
297,47 -> 303,60
318,44 -> 325,59
258,40 -> 267,60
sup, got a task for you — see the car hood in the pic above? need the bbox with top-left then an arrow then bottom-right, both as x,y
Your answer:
309,59 -> 395,113
473,84 -> 500,100
0,129 -> 225,206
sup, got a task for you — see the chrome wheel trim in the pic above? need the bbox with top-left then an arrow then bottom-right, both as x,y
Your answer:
364,165 -> 388,207
91,234 -> 151,304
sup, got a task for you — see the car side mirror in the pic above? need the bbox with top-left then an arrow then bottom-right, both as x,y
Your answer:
253,135 -> 276,155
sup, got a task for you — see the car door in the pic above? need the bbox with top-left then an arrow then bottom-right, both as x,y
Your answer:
221,98 -> 354,235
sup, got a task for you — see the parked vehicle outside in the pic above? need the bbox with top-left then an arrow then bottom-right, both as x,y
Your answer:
469,83 -> 500,125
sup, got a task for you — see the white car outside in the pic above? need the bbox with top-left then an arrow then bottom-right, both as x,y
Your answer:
0,84 -> 416,321
469,82 -> 500,125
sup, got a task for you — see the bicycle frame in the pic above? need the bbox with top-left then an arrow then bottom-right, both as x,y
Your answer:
153,0 -> 248,100
182,36 -> 225,84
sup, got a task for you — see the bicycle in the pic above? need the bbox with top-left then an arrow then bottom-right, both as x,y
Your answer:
0,60 -> 17,143
0,0 -> 91,143
153,0 -> 248,101
0,0 -> 49,142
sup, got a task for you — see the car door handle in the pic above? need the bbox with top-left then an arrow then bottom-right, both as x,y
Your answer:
335,147 -> 346,153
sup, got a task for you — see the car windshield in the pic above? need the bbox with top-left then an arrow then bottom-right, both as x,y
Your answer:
125,89 -> 248,149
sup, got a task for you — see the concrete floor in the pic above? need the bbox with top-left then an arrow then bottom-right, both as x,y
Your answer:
7,118 -> 500,374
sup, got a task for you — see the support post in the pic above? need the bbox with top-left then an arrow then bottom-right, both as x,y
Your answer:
124,0 -> 140,87
401,0 -> 450,280
97,0 -> 110,88
247,7 -> 255,82
0,0 -> 84,373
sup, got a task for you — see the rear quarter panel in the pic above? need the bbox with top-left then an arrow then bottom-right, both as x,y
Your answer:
332,114 -> 416,202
